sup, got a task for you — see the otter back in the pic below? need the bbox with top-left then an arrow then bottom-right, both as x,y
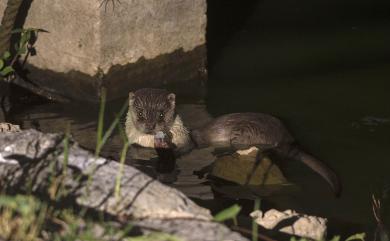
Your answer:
191,112 -> 341,196
192,112 -> 294,149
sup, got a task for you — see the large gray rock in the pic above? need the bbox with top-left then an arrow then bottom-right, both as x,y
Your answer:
0,0 -> 207,102
0,130 -> 248,241
0,130 -> 211,219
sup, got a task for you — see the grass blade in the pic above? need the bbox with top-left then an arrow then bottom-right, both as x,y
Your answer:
95,88 -> 106,156
115,124 -> 129,200
213,204 -> 241,223
96,99 -> 128,156
252,199 -> 261,241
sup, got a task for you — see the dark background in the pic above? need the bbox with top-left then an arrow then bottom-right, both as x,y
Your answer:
205,0 -> 390,228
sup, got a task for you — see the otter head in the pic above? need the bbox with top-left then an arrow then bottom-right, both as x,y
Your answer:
128,88 -> 176,135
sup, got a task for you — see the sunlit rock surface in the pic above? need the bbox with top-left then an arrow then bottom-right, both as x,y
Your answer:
251,209 -> 327,240
0,123 -> 20,133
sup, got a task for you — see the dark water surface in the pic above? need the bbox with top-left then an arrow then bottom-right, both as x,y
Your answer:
8,0 -> 390,238
206,0 -> 390,234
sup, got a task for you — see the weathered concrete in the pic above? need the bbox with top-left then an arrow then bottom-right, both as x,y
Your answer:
0,0 -> 207,102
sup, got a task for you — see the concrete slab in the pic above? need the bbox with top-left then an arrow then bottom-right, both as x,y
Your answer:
0,0 -> 207,101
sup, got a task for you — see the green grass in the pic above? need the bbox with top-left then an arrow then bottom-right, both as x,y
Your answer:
252,199 -> 260,241
0,194 -> 138,241
87,88 -> 129,192
94,88 -> 129,157
114,124 -> 130,200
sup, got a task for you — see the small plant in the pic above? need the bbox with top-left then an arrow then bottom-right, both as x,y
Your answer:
0,28 -> 43,79
0,195 -> 47,241
11,28 -> 41,56
0,50 -> 13,77
213,204 -> 242,225
0,193 -> 138,241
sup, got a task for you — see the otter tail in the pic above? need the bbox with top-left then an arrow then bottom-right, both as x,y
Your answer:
274,144 -> 341,197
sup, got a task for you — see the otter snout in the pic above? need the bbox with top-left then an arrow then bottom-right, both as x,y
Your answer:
145,123 -> 157,134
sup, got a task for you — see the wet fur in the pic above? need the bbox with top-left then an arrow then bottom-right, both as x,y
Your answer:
192,112 -> 341,196
125,88 -> 191,149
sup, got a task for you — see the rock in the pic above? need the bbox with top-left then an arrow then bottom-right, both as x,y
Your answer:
250,209 -> 327,240
0,123 -> 20,133
212,147 -> 288,186
135,218 -> 248,241
0,129 -> 247,241
0,0 -> 207,102
0,129 -> 210,219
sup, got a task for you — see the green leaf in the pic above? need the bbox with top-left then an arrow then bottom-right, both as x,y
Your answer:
213,204 -> 241,222
2,51 -> 11,60
11,28 -> 23,34
17,46 -> 27,55
14,43 -> 19,52
345,233 -> 366,241
0,59 -> 4,70
26,30 -> 32,43
0,66 -> 14,76
20,32 -> 29,46
329,236 -> 341,241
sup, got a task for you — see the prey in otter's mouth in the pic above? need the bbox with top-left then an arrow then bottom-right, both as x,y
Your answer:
125,88 -> 190,149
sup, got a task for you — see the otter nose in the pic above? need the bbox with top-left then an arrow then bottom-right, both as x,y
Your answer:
145,123 -> 156,133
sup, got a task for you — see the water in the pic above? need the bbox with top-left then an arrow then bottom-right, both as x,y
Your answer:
8,0 -> 390,238
206,0 -> 390,234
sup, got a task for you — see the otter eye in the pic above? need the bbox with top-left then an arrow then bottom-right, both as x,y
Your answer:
158,112 -> 164,120
138,111 -> 143,117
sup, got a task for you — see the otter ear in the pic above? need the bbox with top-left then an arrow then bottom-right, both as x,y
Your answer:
167,93 -> 175,106
129,92 -> 135,105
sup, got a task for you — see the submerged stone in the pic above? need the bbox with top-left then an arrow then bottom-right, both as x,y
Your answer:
212,147 -> 288,186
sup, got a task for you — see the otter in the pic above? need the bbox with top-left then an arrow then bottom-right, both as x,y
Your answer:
191,113 -> 341,196
125,88 -> 341,196
125,88 -> 191,150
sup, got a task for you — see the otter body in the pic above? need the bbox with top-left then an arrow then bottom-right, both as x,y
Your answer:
192,113 -> 341,196
125,88 -> 191,149
192,113 -> 294,149
125,88 -> 341,195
